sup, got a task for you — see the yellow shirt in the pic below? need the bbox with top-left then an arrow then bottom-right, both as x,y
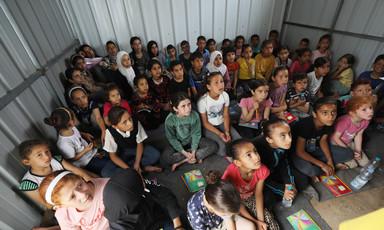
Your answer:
237,57 -> 256,80
255,54 -> 275,80
338,68 -> 354,87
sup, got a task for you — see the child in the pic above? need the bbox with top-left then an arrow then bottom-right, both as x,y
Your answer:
221,38 -> 232,51
307,57 -> 331,99
65,67 -> 86,90
147,40 -> 167,69
102,84 -> 132,126
69,87 -> 106,141
290,38 -> 309,61
234,35 -> 245,58
237,44 -> 256,91
269,30 -> 280,54
222,139 -> 280,229
169,60 -> 192,96
116,51 -> 136,91
206,51 -> 231,91
129,36 -> 150,76
274,45 -> 292,69
187,170 -> 257,229
250,34 -> 261,56
223,46 -> 240,94
78,44 -> 108,83
329,54 -> 355,96
339,79 -> 377,108
286,73 -> 311,119
330,96 -> 372,167
99,41 -> 118,71
291,97 -> 354,182
19,139 -> 95,205
179,40 -> 192,72
44,107 -> 109,175
161,92 -> 217,171
206,38 -> 216,61
311,34 -> 332,64
357,54 -> 384,95
255,40 -> 275,80
197,72 -> 241,156
269,66 -> 289,120
252,119 -> 309,206
102,106 -> 162,177
148,59 -> 171,111
39,169 -> 184,229
289,48 -> 311,80
132,75 -> 165,130
165,44 -> 179,68
239,79 -> 272,137
195,36 -> 210,67
188,52 -> 210,95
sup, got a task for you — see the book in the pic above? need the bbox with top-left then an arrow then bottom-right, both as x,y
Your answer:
319,174 -> 352,197
274,111 -> 297,124
226,156 -> 233,164
287,209 -> 321,230
238,119 -> 258,129
181,169 -> 207,192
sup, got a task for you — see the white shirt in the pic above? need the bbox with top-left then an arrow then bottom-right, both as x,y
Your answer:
307,71 -> 323,96
197,91 -> 229,126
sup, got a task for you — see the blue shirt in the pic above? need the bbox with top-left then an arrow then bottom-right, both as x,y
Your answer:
195,48 -> 210,68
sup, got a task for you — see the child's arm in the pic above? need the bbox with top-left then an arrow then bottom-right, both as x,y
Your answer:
329,68 -> 344,80
79,131 -> 94,142
333,131 -> 349,148
263,107 -> 271,120
134,142 -> 144,174
224,70 -> 231,89
255,180 -> 267,227
191,86 -> 198,96
318,134 -> 335,175
241,102 -> 258,122
223,105 -> 231,142
270,101 -> 288,113
353,129 -> 364,160
67,142 -> 94,162
62,159 -> 99,181
297,102 -> 310,113
103,117 -> 111,127
200,113 -> 226,141
233,70 -> 239,93
288,98 -> 306,109
92,108 -> 106,142
187,87 -> 191,98
239,204 -> 266,229
110,151 -> 130,169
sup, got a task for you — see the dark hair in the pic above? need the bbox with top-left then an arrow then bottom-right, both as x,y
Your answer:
204,170 -> 222,184
301,38 -> 309,44
316,34 -> 331,49
271,65 -> 288,80
108,106 -> 128,125
339,54 -> 355,66
65,68 -> 78,80
293,73 -> 308,83
235,35 -> 245,44
229,139 -> 253,160
70,54 -> 84,67
167,44 -> 176,52
350,78 -> 371,91
44,107 -> 73,131
130,36 -> 141,45
277,45 -> 289,53
147,59 -> 162,71
19,139 -> 48,160
147,40 -> 159,58
261,40 -> 273,49
374,54 -> 384,63
206,38 -> 216,49
297,48 -> 311,57
241,78 -> 269,99
103,84 -> 122,102
196,72 -> 223,101
169,60 -> 183,72
251,34 -> 259,40
223,46 -> 236,58
197,36 -> 206,42
319,80 -> 334,97
221,38 -> 231,47
313,57 -> 330,68
180,40 -> 189,47
170,91 -> 190,114
191,51 -> 204,61
106,41 -> 116,47
69,86 -> 87,100
133,75 -> 147,87
78,44 -> 91,53
313,97 -> 337,113
262,118 -> 287,138
269,30 -> 279,36
242,44 -> 252,52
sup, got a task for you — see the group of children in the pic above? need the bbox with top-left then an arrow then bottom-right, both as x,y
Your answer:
18,31 -> 384,229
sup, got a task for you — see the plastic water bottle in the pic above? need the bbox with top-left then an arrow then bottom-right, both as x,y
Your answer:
360,157 -> 380,172
282,186 -> 293,207
350,168 -> 374,190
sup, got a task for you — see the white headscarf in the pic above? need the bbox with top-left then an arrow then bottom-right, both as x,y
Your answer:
117,51 -> 136,88
206,51 -> 227,76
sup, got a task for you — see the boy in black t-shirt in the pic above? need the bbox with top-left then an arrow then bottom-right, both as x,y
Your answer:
291,97 -> 354,182
169,60 -> 191,97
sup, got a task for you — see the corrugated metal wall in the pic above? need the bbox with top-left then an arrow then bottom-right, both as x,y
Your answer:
61,0 -> 286,57
281,0 -> 384,76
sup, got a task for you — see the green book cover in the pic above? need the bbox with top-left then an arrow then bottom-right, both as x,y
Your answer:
181,169 -> 207,192
287,209 -> 321,230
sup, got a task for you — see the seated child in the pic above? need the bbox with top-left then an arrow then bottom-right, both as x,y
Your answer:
269,66 -> 289,120
222,139 -> 280,229
238,79 -> 272,138
179,40 -> 192,72
269,30 -> 280,55
161,92 -> 217,171
129,36 -> 150,76
286,73 -> 310,119
289,48 -> 311,80
250,34 -> 261,56
255,40 -> 275,80
115,51 -> 136,99
169,60 -> 191,97
187,170 -> 257,230
206,51 -> 231,93
357,54 -> 384,96
64,67 -> 87,93
102,106 -> 162,177
274,45 -> 292,69
103,84 -> 132,126
330,96 -> 372,168
195,36 -> 210,67
147,40 -> 167,69
77,44 -> 108,83
339,78 -> 377,109
206,38 -> 216,62
234,35 -> 245,59
290,38 -> 309,61
44,107 -> 109,175
307,57 -> 331,100
291,97 -> 354,182
329,54 -> 355,96
188,52 -> 210,96
99,41 -> 118,71
311,34 -> 332,64
223,46 -> 240,94
221,38 -> 232,52
165,44 -> 179,69
39,169 -> 184,229
148,59 -> 171,111
197,72 -> 241,156
237,44 -> 256,91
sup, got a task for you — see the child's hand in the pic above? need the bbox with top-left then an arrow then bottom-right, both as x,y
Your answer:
134,163 -> 142,175
325,49 -> 331,58
255,220 -> 268,230
82,133 -> 94,142
95,152 -> 104,159
298,98 -> 306,106
321,162 -> 334,176
85,142 -> 94,152
253,101 -> 260,110
278,112 -> 287,120
284,184 -> 297,200
219,133 -> 227,142
225,132 -> 232,142
354,151 -> 362,160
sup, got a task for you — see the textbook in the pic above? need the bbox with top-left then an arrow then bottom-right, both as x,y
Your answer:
319,174 -> 352,197
287,209 -> 321,230
181,169 -> 207,192
273,111 -> 297,123
238,119 -> 258,129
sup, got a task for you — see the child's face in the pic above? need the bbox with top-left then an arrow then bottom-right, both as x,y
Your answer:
136,78 -> 149,94
150,44 -> 159,56
242,47 -> 253,59
121,54 -> 132,68
234,142 -> 261,170
299,51 -> 311,63
278,49 -> 289,61
71,90 -> 88,109
109,89 -> 121,106
226,52 -> 236,63
207,42 -> 215,52
251,85 -> 269,102
293,78 -> 308,93
235,39 -> 244,49
107,44 -> 117,56
372,59 -> 384,75
149,63 -> 162,79
251,37 -> 259,46
167,48 -> 176,57
192,58 -> 204,70
207,75 -> 225,95
69,70 -> 85,86
352,103 -> 374,121
171,64 -> 184,79
269,33 -> 278,41
262,44 -> 273,56
266,123 -> 292,150
213,55 -> 223,67
83,46 -> 95,58
313,104 -> 337,126
23,144 -> 52,168
351,84 -> 372,96
114,111 -> 134,132
319,39 -> 330,51
131,39 -> 142,52
222,41 -> 230,48
197,39 -> 206,51
56,177 -> 94,211
337,57 -> 349,69
75,59 -> 86,72
315,62 -> 331,76
273,70 -> 289,87
181,44 -> 190,54
174,99 -> 192,117
299,41 -> 308,50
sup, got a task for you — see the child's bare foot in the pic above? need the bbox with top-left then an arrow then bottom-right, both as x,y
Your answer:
198,159 -> 203,164
171,158 -> 189,171
311,176 -> 320,183
144,165 -> 162,172
335,163 -> 349,170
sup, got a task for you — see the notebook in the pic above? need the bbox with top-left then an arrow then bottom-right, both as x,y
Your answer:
287,209 -> 321,230
238,119 -> 258,129
319,174 -> 352,197
273,111 -> 297,123
181,169 -> 207,192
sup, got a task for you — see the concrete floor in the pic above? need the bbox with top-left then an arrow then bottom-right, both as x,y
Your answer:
146,130 -> 384,230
